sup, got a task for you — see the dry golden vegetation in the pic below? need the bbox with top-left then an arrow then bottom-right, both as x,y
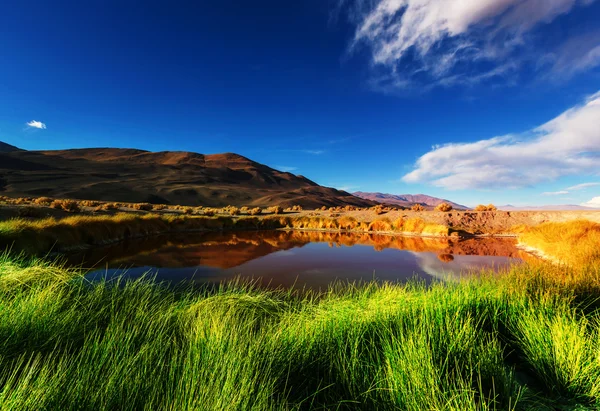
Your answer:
518,220 -> 600,267
475,204 -> 498,212
435,202 -> 453,212
411,204 -> 425,212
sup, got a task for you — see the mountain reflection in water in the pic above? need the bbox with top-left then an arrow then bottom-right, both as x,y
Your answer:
70,231 -> 530,290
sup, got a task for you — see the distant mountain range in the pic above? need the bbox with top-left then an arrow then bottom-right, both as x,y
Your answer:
498,204 -> 596,211
0,142 -> 376,208
353,192 -> 469,210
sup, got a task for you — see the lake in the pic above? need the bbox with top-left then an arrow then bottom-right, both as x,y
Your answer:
70,230 -> 527,290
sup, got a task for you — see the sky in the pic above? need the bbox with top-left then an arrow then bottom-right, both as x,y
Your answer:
1,0 -> 599,207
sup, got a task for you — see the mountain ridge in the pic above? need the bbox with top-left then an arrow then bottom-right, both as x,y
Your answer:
0,142 -> 375,208
353,192 -> 469,210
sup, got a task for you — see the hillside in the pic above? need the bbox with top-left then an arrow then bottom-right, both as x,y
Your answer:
498,204 -> 597,211
353,192 -> 468,210
0,143 -> 376,208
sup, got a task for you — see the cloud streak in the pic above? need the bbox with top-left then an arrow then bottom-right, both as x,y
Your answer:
347,0 -> 599,89
26,120 -> 46,129
402,91 -> 600,190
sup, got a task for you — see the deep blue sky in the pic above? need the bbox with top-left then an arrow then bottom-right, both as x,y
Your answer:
1,0 -> 600,207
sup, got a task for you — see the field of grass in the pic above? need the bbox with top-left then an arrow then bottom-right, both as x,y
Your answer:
1,214 -> 600,409
0,254 -> 598,410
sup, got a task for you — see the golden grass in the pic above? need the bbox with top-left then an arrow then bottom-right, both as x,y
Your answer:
518,220 -> 600,267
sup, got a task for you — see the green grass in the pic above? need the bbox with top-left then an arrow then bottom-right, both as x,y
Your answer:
0,254 -> 599,410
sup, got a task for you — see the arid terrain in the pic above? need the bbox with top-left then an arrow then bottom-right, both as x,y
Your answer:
0,143 -> 376,208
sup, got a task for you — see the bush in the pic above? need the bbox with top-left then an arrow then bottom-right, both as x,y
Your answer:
435,203 -> 453,212
102,203 -> 120,211
228,206 -> 241,216
203,209 -> 216,217
267,206 -> 284,215
80,200 -> 101,208
411,204 -> 425,212
33,197 -> 54,206
475,204 -> 498,212
249,207 -> 262,216
153,204 -> 167,211
51,200 -> 80,213
133,203 -> 153,211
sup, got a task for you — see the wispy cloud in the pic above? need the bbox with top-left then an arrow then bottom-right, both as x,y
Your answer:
403,90 -> 600,190
345,0 -> 600,90
581,196 -> 600,208
274,165 -> 298,173
26,120 -> 46,129
303,149 -> 326,155
566,182 -> 600,190
542,191 -> 570,196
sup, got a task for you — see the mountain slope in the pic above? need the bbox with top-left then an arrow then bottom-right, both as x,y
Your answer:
0,142 -> 21,152
0,143 -> 375,208
498,204 -> 597,211
353,192 -> 469,210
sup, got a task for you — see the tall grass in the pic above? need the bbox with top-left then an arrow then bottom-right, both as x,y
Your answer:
0,254 -> 599,409
518,220 -> 600,266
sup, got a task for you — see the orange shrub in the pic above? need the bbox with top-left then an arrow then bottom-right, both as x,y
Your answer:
435,202 -> 453,212
51,199 -> 80,213
411,204 -> 425,212
368,218 -> 392,232
248,207 -> 262,216
34,197 -> 54,206
267,206 -> 284,215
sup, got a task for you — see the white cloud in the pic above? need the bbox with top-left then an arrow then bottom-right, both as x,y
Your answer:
542,191 -> 569,196
566,182 -> 600,190
304,150 -> 326,155
581,196 -> 600,208
26,120 -> 46,129
348,0 -> 599,89
403,91 -> 600,190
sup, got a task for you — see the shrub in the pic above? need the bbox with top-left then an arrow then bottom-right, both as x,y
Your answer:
249,207 -> 262,216
228,206 -> 241,216
133,203 -> 153,211
102,203 -> 120,211
435,202 -> 453,212
475,204 -> 498,212
153,204 -> 167,211
183,207 -> 194,215
372,205 -> 386,215
203,209 -> 216,217
267,206 -> 284,215
80,200 -> 101,208
368,218 -> 392,232
33,197 -> 54,206
51,199 -> 80,213
411,204 -> 425,212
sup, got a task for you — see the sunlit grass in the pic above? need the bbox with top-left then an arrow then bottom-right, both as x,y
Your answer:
518,220 -> 600,266
0,254 -> 599,409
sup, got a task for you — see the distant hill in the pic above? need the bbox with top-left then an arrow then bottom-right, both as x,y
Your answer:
353,192 -> 469,210
0,141 -> 21,152
498,204 -> 597,211
0,142 -> 376,208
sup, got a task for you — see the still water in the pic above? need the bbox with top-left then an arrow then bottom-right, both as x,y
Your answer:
70,231 -> 528,290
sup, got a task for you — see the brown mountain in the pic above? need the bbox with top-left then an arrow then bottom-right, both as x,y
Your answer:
0,143 -> 376,208
353,192 -> 469,210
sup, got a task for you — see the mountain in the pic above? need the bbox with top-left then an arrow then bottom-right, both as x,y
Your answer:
353,192 -> 469,210
0,143 -> 376,208
498,204 -> 597,211
0,142 -> 21,152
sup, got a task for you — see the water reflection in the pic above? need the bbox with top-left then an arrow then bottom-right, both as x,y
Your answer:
71,231 -> 529,290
